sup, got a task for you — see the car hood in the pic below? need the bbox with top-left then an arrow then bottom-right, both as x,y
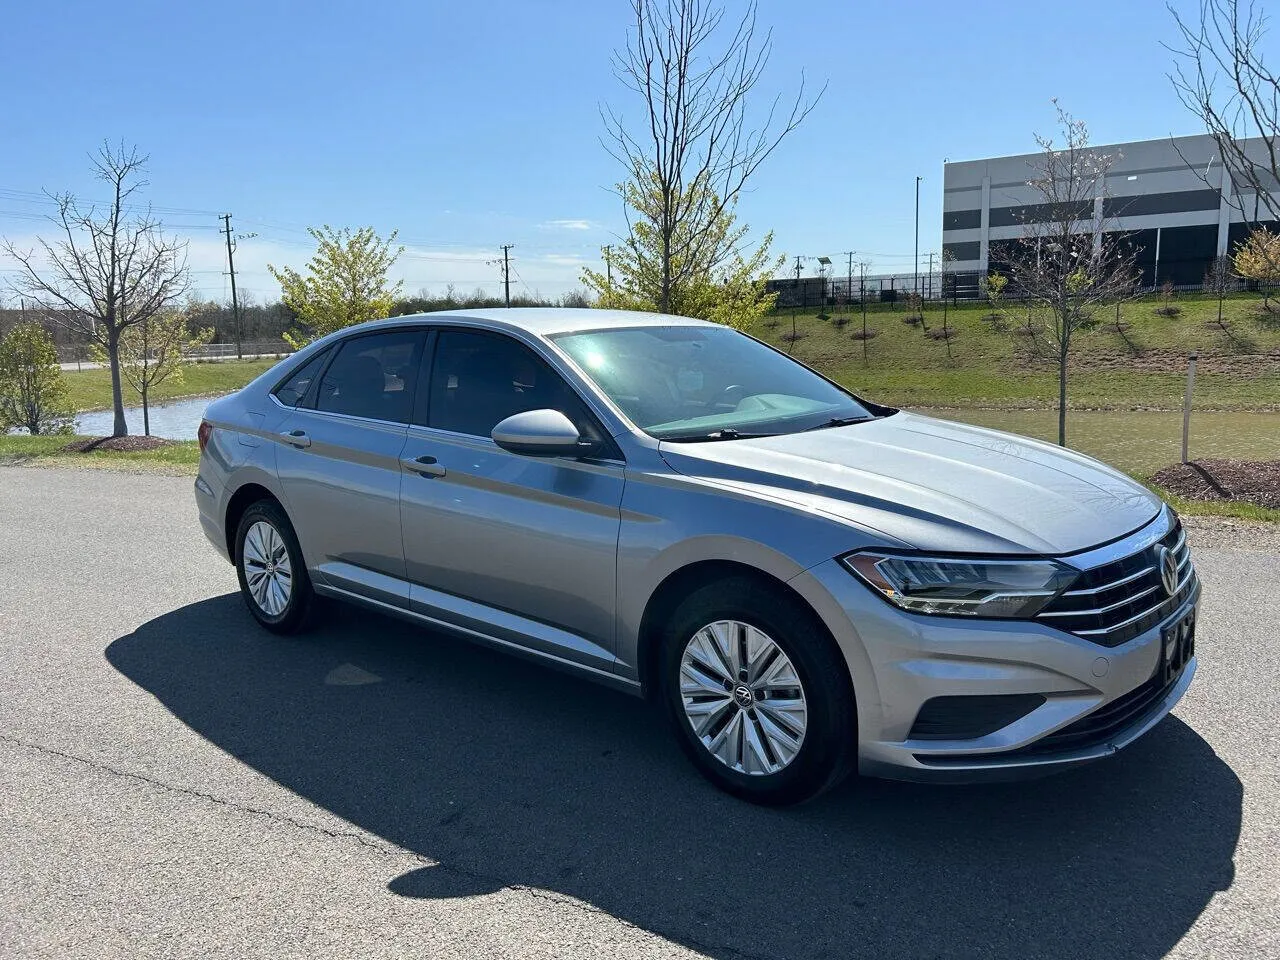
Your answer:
657,412 -> 1162,555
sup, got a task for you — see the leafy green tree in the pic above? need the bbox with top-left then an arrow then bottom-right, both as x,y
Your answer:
268,226 -> 404,348
582,169 -> 782,329
985,271 -> 1008,312
0,322 -> 73,436
1232,226 -> 1280,311
93,310 -> 213,435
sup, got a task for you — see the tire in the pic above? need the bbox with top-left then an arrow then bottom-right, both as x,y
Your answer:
234,499 -> 313,634
658,576 -> 857,805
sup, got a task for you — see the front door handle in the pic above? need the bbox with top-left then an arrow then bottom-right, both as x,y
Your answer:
281,429 -> 311,449
401,454 -> 446,477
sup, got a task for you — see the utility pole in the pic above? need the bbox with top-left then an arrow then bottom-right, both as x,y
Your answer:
220,214 -> 242,359
500,244 -> 515,307
843,251 -> 854,309
603,245 -> 614,287
789,255 -> 803,353
914,176 -> 922,304
860,261 -> 869,364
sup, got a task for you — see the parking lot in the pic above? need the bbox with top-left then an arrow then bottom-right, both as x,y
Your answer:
1,466 -> 1277,959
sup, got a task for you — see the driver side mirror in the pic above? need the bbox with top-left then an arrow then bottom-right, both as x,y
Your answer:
491,409 -> 593,458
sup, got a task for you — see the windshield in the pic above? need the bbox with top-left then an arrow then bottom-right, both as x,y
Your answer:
551,325 -> 874,440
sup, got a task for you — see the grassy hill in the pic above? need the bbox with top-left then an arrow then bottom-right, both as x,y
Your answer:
747,292 -> 1280,411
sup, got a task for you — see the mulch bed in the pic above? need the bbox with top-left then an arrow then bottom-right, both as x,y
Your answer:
60,435 -> 172,453
1151,458 -> 1280,509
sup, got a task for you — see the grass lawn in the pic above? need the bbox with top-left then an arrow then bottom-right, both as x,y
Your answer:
0,435 -> 200,472
752,292 -> 1280,411
62,358 -> 278,412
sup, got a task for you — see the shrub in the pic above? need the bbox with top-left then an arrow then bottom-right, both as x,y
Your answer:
0,322 -> 74,436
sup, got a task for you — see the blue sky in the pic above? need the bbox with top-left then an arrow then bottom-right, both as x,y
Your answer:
0,0 -> 1221,301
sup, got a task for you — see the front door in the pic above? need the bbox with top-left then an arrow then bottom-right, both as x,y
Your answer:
398,328 -> 625,671
273,329 -> 426,603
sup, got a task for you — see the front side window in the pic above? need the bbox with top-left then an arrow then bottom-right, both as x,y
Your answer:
426,330 -> 595,439
551,326 -> 875,440
315,331 -> 422,423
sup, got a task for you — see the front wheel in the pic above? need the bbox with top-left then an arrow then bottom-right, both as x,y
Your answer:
234,499 -> 313,634
659,577 -> 857,805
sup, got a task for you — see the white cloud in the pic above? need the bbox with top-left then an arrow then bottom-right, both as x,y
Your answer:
541,219 -> 593,231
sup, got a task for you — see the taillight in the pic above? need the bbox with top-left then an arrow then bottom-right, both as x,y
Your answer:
198,419 -> 213,453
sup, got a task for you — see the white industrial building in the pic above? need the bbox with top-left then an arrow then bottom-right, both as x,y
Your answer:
942,133 -> 1280,296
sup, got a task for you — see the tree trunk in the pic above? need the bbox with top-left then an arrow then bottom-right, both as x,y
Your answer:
1057,342 -> 1069,447
107,331 -> 128,437
660,230 -> 672,315
142,384 -> 150,436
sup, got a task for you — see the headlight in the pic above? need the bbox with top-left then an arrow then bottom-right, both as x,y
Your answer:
842,551 -> 1078,618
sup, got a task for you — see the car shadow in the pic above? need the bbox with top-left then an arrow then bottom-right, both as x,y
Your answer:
106,595 -> 1241,960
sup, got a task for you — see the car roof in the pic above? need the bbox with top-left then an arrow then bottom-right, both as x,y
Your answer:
355,307 -> 718,338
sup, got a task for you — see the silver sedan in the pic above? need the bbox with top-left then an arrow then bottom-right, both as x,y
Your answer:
195,308 -> 1198,804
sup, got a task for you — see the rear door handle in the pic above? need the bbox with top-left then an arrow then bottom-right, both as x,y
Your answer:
281,430 -> 311,449
401,454 -> 446,477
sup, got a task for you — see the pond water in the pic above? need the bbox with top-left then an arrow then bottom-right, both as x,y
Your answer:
71,395 -> 218,441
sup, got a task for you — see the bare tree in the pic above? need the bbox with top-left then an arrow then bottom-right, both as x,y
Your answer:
1169,0 -> 1280,222
993,104 -> 1140,447
2,143 -> 189,436
603,0 -> 823,313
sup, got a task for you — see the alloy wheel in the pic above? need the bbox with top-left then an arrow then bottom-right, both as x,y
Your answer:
242,520 -> 293,617
679,620 -> 808,776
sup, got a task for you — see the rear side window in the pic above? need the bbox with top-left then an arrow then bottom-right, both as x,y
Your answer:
273,349 -> 328,407
315,331 -> 423,423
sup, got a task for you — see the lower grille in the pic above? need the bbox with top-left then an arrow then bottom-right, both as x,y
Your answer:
915,663 -> 1187,766
999,665 -> 1185,757
1036,519 -> 1196,647
909,693 -> 1047,740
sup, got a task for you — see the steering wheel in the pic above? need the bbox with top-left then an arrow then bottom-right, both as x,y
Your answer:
716,384 -> 747,408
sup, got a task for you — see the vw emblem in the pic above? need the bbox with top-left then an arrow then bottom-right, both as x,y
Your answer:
1157,545 -> 1179,597
732,684 -> 754,709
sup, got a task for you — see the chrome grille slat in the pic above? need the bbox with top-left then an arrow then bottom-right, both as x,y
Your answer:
1038,583 -> 1161,618
1073,567 -> 1196,636
1037,516 -> 1195,647
1060,565 -> 1154,597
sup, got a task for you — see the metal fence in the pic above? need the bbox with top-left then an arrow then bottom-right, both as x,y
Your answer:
54,339 -> 293,365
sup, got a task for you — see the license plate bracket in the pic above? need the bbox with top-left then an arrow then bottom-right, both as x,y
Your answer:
1160,609 -> 1196,685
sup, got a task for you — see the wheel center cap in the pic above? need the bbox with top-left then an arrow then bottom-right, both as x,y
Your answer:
732,683 -> 754,708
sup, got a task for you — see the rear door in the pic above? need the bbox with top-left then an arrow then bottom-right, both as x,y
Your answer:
398,327 -> 625,671
273,328 -> 426,604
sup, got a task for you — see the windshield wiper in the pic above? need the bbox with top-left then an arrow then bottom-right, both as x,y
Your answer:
664,427 -> 772,442
800,416 -> 874,432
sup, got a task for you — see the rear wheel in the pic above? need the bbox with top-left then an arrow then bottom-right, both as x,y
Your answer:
659,576 -> 857,805
234,499 -> 313,634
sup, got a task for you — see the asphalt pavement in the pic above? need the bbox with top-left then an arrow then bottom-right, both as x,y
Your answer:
1,466 -> 1276,959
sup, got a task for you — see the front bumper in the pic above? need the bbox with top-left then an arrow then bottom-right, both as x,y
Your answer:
789,557 -> 1200,783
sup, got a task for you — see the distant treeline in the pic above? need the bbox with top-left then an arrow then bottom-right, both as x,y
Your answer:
0,286 -> 594,358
